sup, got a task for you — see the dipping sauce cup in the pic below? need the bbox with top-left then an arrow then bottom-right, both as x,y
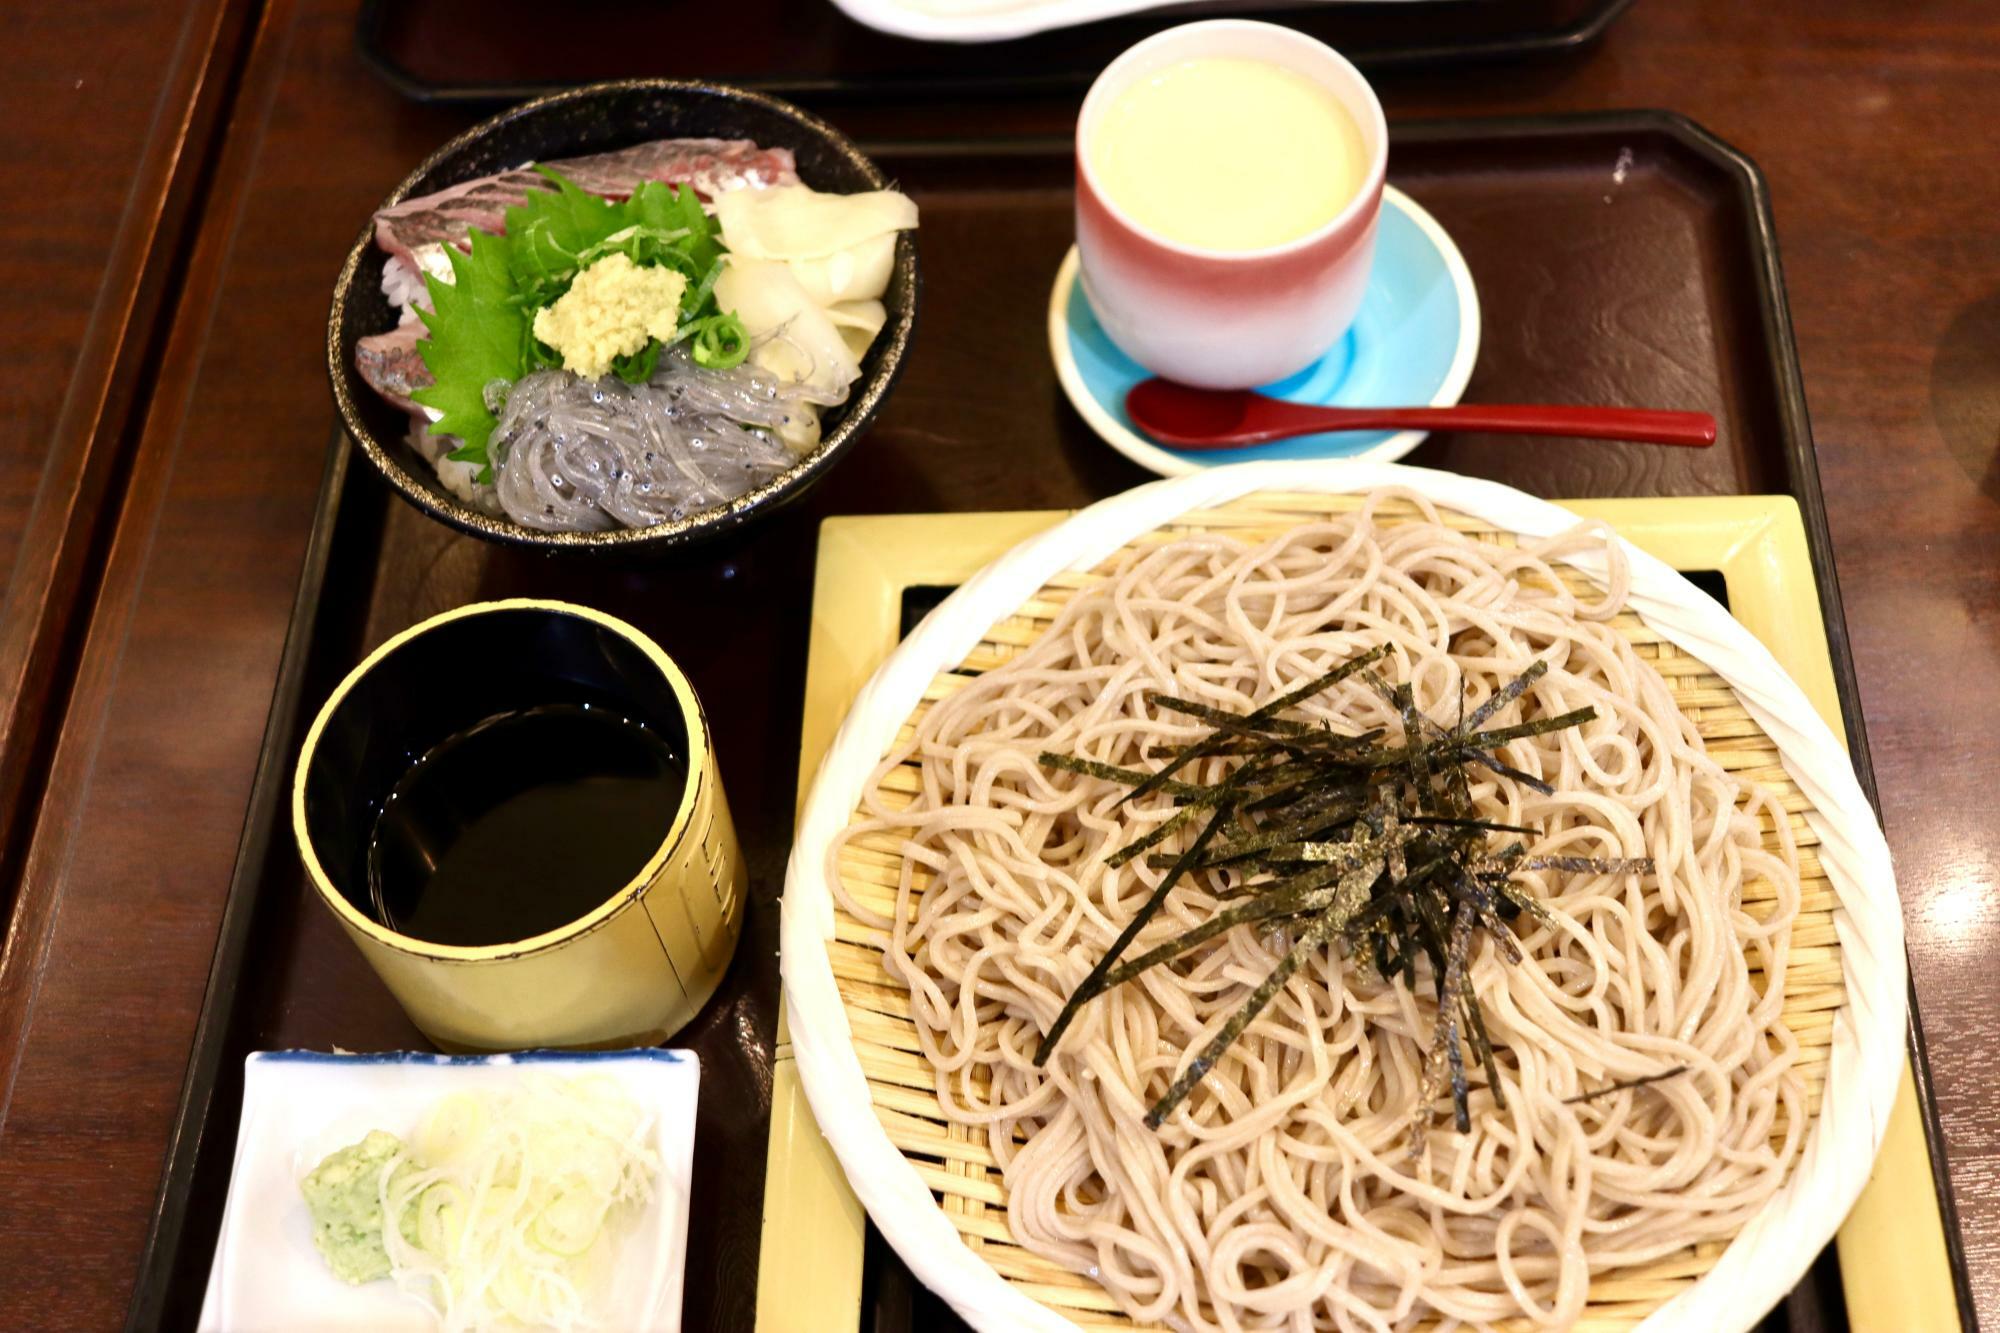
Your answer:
293,600 -> 745,1052
1076,20 -> 1389,389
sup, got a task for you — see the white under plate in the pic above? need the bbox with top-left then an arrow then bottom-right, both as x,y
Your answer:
198,1048 -> 701,1333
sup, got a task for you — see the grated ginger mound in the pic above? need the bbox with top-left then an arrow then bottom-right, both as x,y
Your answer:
532,253 -> 686,379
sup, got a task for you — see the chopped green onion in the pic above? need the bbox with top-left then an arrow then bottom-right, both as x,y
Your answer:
611,341 -> 662,385
690,313 -> 749,370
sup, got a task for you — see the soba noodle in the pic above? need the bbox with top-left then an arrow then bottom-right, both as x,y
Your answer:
832,492 -> 1803,1332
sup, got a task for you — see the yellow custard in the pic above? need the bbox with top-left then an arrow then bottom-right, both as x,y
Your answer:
1089,57 -> 1368,252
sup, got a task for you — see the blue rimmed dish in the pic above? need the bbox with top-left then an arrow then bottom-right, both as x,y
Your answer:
1049,184 -> 1479,477
198,1049 -> 700,1332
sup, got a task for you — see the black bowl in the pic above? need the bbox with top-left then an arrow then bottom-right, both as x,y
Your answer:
328,79 -> 919,552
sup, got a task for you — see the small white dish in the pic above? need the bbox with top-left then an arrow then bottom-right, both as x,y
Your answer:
198,1049 -> 701,1333
1051,184 -> 1479,478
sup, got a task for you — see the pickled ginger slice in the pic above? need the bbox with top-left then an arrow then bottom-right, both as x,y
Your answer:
822,298 -> 888,362
713,257 -> 863,402
711,183 -> 917,263
784,231 -> 899,307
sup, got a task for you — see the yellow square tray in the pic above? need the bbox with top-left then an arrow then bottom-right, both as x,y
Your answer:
755,497 -> 1956,1333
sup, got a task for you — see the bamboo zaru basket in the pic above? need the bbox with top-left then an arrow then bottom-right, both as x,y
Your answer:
781,468 -> 1904,1333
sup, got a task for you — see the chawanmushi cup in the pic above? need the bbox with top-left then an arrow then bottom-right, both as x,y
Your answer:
1075,20 -> 1390,389
292,599 -> 745,1052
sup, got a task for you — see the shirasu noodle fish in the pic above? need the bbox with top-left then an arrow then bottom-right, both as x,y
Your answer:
489,347 -> 843,531
832,492 -> 1803,1331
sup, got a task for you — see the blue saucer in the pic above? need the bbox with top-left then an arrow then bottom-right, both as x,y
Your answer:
1048,185 -> 1479,477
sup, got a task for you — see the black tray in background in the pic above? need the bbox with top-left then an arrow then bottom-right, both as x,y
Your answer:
122,113 -> 1975,1332
356,0 -> 1637,106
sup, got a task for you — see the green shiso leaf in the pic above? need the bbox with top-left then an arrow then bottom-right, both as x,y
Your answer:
505,168 -> 625,306
411,169 -> 744,472
411,227 -> 524,468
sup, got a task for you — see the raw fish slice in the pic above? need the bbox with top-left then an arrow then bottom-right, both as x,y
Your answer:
373,139 -> 799,266
408,420 -> 501,515
355,319 -> 429,412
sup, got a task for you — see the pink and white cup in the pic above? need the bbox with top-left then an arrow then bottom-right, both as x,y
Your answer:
1075,21 -> 1389,390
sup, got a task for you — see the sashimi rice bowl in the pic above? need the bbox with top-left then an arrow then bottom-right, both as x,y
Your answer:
330,80 -> 919,549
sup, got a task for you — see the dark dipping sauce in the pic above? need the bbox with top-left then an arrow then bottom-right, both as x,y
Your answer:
365,703 -> 687,947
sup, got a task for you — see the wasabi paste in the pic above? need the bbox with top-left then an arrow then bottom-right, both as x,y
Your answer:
300,1129 -> 421,1284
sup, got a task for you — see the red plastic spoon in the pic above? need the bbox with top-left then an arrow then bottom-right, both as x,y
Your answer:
1125,379 -> 1717,451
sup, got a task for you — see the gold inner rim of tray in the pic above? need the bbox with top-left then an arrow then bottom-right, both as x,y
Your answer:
826,494 -> 1840,1332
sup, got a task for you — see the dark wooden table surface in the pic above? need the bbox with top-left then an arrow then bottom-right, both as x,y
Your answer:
0,0 -> 1993,1329
0,0 -> 251,931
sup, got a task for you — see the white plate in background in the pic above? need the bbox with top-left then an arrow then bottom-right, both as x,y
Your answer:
828,0 -> 1435,44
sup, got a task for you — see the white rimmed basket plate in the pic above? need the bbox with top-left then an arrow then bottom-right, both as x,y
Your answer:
779,460 -> 1905,1332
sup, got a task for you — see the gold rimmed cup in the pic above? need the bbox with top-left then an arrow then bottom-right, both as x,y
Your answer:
292,599 -> 745,1052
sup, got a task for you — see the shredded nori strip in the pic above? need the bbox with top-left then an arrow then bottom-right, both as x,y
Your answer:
1030,751 -> 1283,1064
1173,799 -> 1367,867
1030,802 -> 1236,1064
1032,652 -> 1643,1140
1514,855 -> 1657,875
1461,748 -> 1557,796
1562,1065 -> 1690,1104
1104,804 -> 1198,869
1145,892 -> 1358,1129
1406,815 -> 1540,835
1461,658 -> 1550,732
1038,752 -> 1205,798
1146,693 -> 1333,739
1099,869 -> 1345,989
1116,645 -> 1388,807
1465,708 -> 1599,748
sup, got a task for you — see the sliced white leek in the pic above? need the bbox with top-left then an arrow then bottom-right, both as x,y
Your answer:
376,1076 -> 659,1332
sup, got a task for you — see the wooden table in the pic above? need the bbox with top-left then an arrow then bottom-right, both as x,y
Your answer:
0,0 -> 250,921
1,0 -> 1993,1328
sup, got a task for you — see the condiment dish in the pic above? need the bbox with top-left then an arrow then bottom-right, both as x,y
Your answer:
198,1049 -> 700,1332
